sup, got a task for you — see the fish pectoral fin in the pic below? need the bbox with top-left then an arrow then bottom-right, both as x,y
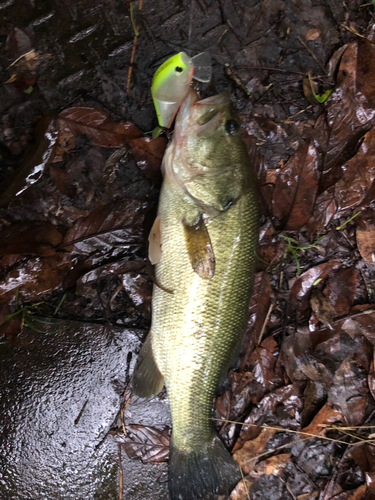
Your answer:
132,332 -> 164,398
148,214 -> 162,265
183,214 -> 215,279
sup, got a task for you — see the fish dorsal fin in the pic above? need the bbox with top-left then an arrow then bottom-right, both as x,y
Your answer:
148,214 -> 162,265
132,331 -> 164,398
183,214 -> 215,279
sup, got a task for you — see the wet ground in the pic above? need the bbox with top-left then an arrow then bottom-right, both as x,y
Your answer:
1,1 -> 375,499
0,322 -> 170,499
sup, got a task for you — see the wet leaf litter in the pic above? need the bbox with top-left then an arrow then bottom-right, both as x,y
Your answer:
2,2 -> 375,500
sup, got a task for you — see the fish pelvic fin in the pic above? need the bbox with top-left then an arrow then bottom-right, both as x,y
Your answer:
132,332 -> 164,397
169,434 -> 241,500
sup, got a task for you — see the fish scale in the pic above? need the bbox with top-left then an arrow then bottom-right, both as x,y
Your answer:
153,173 -> 258,452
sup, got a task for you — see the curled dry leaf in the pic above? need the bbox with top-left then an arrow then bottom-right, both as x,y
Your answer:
0,221 -> 63,257
114,424 -> 170,463
290,260 -> 340,311
272,140 -> 319,230
58,107 -> 142,149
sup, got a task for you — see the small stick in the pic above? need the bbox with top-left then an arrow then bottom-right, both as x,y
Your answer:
257,302 -> 273,345
118,443 -> 123,500
297,36 -> 326,74
126,0 -> 143,94
283,104 -> 313,123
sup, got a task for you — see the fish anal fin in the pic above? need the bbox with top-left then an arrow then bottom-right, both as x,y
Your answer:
183,214 -> 215,279
132,332 -> 164,398
148,214 -> 162,265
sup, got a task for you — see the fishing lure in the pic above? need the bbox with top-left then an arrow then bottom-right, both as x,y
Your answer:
151,51 -> 211,132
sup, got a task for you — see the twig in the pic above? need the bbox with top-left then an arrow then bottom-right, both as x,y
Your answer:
257,303 -> 274,345
127,0 -> 143,94
280,477 -> 297,500
239,466 -> 251,500
297,36 -> 326,74
212,418 -> 362,446
236,65 -> 305,76
341,22 -> 367,39
283,105 -> 313,123
120,383 -> 132,437
118,443 -> 123,500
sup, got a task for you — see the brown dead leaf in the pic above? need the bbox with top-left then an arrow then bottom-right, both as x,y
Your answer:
329,355 -> 373,426
114,424 -> 170,463
323,267 -> 357,318
310,288 -> 334,330
305,188 -> 336,235
233,427 -> 276,473
0,222 -> 63,257
6,27 -> 32,60
245,336 -> 282,403
301,401 -> 343,437
58,107 -> 142,149
330,484 -> 367,500
305,28 -> 321,41
335,127 -> 375,214
229,477 -> 253,500
341,310 -> 375,344
290,260 -> 340,311
349,444 -> 375,495
356,221 -> 375,268
63,199 -> 150,254
249,453 -> 290,478
320,40 -> 375,191
0,253 -> 73,303
0,304 -> 22,339
272,140 -> 319,230
239,272 -> 272,370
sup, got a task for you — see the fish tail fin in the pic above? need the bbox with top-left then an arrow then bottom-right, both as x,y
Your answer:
132,332 -> 164,397
169,434 -> 241,500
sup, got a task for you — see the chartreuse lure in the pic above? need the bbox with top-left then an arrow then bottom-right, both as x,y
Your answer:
151,51 -> 211,134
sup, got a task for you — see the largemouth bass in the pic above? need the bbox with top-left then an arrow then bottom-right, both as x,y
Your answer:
132,89 -> 259,499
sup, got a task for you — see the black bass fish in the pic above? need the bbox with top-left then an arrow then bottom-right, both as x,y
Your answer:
133,89 -> 259,499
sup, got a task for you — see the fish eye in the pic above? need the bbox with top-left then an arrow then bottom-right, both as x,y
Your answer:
225,119 -> 239,134
175,66 -> 183,73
